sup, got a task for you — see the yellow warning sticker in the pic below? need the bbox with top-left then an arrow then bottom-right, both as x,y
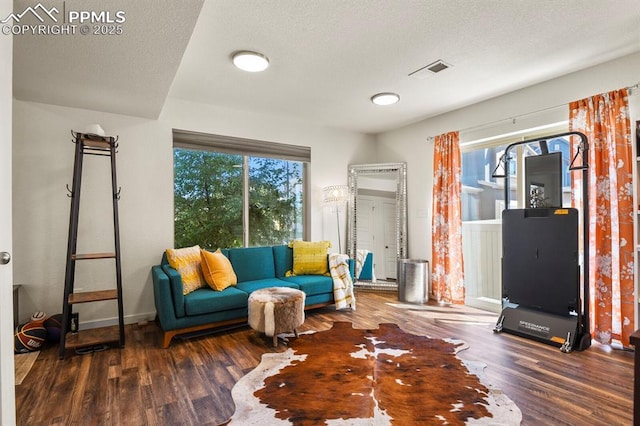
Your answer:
554,209 -> 569,215
550,336 -> 566,344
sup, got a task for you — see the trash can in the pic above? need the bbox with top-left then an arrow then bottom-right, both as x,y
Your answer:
397,259 -> 429,304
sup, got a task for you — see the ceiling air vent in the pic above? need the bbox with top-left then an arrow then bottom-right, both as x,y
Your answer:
409,60 -> 452,79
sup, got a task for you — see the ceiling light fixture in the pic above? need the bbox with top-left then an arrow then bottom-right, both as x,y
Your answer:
232,50 -> 270,72
371,92 -> 400,106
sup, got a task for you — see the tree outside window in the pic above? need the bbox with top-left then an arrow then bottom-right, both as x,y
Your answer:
174,149 -> 303,248
248,157 -> 303,246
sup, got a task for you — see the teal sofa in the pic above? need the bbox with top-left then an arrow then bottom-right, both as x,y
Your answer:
152,245 -> 352,347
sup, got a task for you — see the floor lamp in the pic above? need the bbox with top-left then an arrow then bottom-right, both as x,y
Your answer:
323,184 -> 349,253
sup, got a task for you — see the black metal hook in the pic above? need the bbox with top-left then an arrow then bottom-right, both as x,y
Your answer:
569,140 -> 588,171
491,153 -> 508,178
66,184 -> 73,197
115,187 -> 122,200
70,130 -> 80,143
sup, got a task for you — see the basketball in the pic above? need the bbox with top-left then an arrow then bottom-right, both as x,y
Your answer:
14,321 -> 48,353
44,313 -> 63,342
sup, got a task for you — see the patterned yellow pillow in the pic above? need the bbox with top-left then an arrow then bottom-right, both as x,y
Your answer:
201,249 -> 237,291
288,240 -> 331,275
166,245 -> 206,295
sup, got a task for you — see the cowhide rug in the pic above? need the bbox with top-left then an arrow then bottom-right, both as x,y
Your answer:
227,322 -> 521,425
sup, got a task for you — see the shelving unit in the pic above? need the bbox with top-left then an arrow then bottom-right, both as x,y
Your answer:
59,131 -> 124,359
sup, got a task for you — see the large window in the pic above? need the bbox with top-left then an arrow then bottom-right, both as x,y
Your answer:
172,130 -> 309,248
460,124 -> 571,312
174,150 -> 243,248
461,126 -> 570,221
247,157 -> 303,246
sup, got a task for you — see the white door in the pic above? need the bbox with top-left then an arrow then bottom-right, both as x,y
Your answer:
383,201 -> 397,280
356,196 -> 389,279
355,197 -> 374,252
355,197 -> 375,255
0,4 -> 15,422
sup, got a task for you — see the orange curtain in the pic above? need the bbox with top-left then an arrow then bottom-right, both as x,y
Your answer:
569,88 -> 635,346
431,131 -> 465,304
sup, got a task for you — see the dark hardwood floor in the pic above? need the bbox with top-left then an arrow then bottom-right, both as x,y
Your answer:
15,291 -> 633,425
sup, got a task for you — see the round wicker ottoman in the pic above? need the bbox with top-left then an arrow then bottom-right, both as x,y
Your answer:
248,287 -> 305,347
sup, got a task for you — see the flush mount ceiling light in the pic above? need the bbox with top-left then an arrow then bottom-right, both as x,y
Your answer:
371,92 -> 400,106
232,50 -> 270,72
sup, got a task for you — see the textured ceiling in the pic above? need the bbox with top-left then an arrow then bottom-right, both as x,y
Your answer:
11,0 -> 640,133
11,0 -> 203,118
169,0 -> 640,133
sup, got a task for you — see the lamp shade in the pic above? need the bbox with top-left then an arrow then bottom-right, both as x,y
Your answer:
83,123 -> 105,136
323,185 -> 349,203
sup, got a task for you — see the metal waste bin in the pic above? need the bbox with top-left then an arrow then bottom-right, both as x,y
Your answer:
397,259 -> 429,304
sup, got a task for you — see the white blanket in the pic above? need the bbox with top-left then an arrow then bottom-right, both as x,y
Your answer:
328,253 -> 356,310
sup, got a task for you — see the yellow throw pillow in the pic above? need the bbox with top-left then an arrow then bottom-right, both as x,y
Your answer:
166,245 -> 206,295
201,249 -> 237,291
288,240 -> 331,275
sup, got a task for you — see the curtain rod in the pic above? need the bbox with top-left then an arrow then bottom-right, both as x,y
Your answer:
426,81 -> 640,142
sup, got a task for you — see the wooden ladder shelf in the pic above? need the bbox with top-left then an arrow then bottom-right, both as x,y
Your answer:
59,131 -> 125,359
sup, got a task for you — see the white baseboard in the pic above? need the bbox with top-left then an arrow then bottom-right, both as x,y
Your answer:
78,311 -> 156,331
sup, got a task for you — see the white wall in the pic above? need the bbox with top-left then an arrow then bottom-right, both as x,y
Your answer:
12,99 -> 375,326
12,101 -> 173,326
376,52 -> 640,261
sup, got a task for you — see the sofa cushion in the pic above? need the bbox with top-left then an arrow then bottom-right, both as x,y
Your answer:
165,245 -> 206,295
235,278 -> 298,294
279,275 -> 333,296
305,292 -> 334,307
288,240 -> 331,275
272,245 -> 294,277
201,249 -> 237,291
184,286 -> 249,316
229,246 -> 276,282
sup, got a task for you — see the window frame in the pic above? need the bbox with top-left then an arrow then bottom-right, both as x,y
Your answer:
460,122 -> 569,219
172,129 -> 310,246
